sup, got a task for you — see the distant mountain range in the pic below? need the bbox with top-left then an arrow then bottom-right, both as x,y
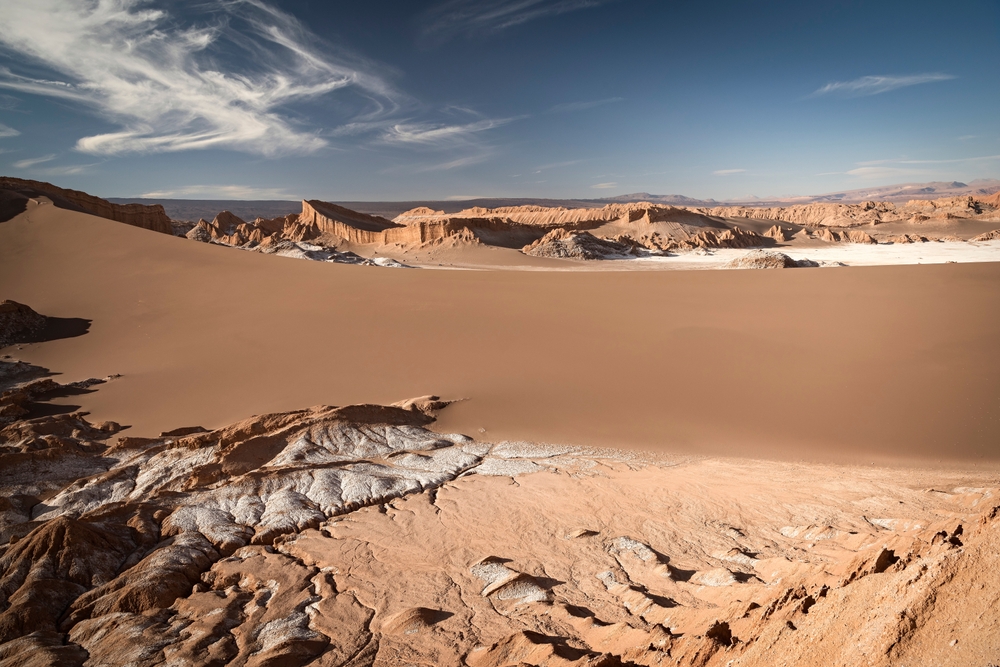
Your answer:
109,178 -> 1000,222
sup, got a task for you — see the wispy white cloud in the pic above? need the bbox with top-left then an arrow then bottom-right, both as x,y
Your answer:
534,158 -> 586,171
138,184 -> 300,199
845,166 -> 929,179
0,0 -> 404,157
0,94 -> 22,110
421,0 -> 619,43
854,154 -> 1000,167
548,97 -> 623,113
812,73 -> 955,97
416,154 -> 492,172
36,163 -> 99,176
0,122 -> 19,138
12,154 -> 55,168
382,117 -> 519,147
591,181 -> 617,189
713,168 -> 745,175
820,153 -> 1000,180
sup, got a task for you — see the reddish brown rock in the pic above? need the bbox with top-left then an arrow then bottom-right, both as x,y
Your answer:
0,177 -> 171,234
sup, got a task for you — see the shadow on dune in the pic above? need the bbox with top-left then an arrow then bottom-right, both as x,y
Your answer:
0,190 -> 29,222
33,316 -> 92,344
0,299 -> 91,348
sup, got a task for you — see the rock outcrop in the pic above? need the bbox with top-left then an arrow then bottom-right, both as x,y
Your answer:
697,194 -> 999,228
763,224 -> 792,242
0,302 -> 46,349
971,229 -> 1000,242
726,250 -> 799,269
176,194 -> 1000,267
522,229 -> 638,259
0,177 -> 172,234
817,228 -> 877,244
885,234 -> 929,244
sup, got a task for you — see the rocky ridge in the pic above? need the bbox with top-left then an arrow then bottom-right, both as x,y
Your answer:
696,195 -> 999,228
0,358 -> 997,666
184,194 -> 1000,265
0,177 -> 172,233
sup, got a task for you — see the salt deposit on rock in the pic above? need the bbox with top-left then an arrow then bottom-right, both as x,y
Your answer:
522,229 -> 639,259
1,362 -> 998,666
725,250 -> 799,269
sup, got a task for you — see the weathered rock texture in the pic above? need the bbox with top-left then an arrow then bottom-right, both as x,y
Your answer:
971,229 -> 1000,242
522,230 -> 638,259
0,177 -> 172,233
725,250 -> 799,269
0,360 -> 998,666
697,194 -> 1000,228
176,191 -> 1000,265
0,302 -> 46,349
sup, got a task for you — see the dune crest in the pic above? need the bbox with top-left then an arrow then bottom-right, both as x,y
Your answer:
0,177 -> 171,233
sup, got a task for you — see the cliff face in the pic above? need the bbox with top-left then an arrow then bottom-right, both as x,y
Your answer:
697,194 -> 1000,228
0,177 -> 172,234
299,200 -> 403,242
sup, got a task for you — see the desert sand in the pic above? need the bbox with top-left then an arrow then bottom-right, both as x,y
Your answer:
2,186 -> 1000,667
2,198 -> 1000,464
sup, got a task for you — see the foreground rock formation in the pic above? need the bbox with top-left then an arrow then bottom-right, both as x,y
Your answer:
0,301 -> 46,349
0,177 -> 171,234
0,357 -> 997,666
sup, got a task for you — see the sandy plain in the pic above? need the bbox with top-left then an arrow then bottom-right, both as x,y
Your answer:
1,199 -> 999,466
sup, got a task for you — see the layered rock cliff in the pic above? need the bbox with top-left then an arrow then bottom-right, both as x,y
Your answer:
0,177 -> 172,234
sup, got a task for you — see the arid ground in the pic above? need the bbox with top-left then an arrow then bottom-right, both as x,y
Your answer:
1,187 -> 999,667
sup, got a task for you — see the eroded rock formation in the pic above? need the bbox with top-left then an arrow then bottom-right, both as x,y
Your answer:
696,194 -> 1000,228
522,230 -> 638,259
725,250 -> 799,269
175,192 -> 1000,265
971,229 -> 1000,242
0,358 -> 998,666
0,177 -> 172,233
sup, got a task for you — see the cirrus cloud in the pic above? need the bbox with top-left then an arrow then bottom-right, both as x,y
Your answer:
421,0 -> 621,43
812,73 -> 955,98
0,0 -> 405,157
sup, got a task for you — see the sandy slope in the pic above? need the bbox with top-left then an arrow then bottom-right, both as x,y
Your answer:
2,200 -> 999,464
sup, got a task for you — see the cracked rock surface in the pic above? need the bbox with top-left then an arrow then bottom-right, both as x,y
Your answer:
0,363 -> 998,666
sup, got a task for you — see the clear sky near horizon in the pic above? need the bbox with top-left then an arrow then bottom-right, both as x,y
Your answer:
0,0 -> 998,201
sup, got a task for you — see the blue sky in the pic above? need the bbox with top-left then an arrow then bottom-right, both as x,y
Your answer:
0,0 -> 998,201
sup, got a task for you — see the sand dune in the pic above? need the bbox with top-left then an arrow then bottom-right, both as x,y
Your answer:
2,199 -> 999,464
